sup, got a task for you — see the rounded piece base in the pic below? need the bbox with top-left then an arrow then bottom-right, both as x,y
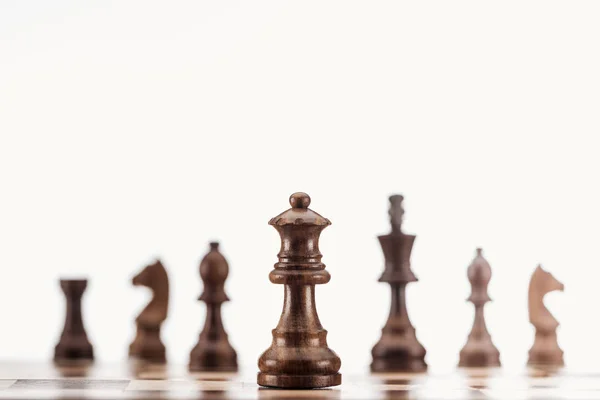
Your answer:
257,372 -> 341,389
130,354 -> 166,364
527,357 -> 564,368
459,352 -> 501,368
371,359 -> 427,373
54,347 -> 94,363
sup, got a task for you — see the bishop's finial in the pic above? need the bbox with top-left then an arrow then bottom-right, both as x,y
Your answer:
467,247 -> 492,305
199,241 -> 230,303
389,194 -> 405,234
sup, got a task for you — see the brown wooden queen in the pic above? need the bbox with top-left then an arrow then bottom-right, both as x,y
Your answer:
257,192 -> 341,389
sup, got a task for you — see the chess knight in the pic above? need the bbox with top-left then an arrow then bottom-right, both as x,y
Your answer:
129,260 -> 169,363
527,265 -> 564,367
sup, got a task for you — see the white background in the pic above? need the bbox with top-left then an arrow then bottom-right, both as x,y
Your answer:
1,1 -> 598,373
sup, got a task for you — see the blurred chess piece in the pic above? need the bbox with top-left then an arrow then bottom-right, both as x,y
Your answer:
189,242 -> 238,372
54,279 -> 94,364
371,195 -> 427,372
458,248 -> 501,367
528,265 -> 564,367
129,260 -> 169,363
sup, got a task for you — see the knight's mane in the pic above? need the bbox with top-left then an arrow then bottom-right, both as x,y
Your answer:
150,263 -> 169,296
138,262 -> 169,322
528,266 -> 546,322
529,266 -> 545,291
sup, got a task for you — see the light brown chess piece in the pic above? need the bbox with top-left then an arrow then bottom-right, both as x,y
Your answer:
458,248 -> 501,367
258,192 -> 341,389
189,242 -> 238,372
371,195 -> 427,372
129,260 -> 169,363
527,265 -> 564,367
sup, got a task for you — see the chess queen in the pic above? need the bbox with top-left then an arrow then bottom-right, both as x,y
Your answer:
257,192 -> 341,389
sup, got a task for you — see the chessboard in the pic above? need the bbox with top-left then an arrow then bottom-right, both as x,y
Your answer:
0,363 -> 599,399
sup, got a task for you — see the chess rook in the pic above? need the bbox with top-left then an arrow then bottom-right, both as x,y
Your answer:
258,192 -> 341,389
129,260 -> 169,363
189,242 -> 238,372
528,265 -> 564,367
371,195 -> 427,372
54,279 -> 94,363
458,248 -> 501,367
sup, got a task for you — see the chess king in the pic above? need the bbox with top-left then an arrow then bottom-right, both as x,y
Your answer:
258,192 -> 341,389
371,195 -> 427,372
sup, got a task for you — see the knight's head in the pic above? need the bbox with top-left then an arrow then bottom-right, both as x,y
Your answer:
533,265 -> 564,294
132,259 -> 166,288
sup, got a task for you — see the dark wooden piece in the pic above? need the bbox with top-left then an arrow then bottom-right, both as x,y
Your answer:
54,279 -> 94,363
528,265 -> 564,367
371,195 -> 427,373
258,192 -> 341,389
458,248 -> 501,367
129,260 -> 169,363
189,242 -> 238,372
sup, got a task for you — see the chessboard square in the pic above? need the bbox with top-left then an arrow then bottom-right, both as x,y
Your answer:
11,379 -> 129,390
126,379 -> 243,392
258,388 -> 341,398
126,379 -> 195,391
0,380 -> 16,389
188,372 -> 239,381
483,388 -> 600,400
0,389 -> 123,400
412,388 -> 487,400
372,384 -> 413,391
120,390 -> 171,399
562,377 -> 600,390
124,391 -> 234,400
199,380 -> 244,391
